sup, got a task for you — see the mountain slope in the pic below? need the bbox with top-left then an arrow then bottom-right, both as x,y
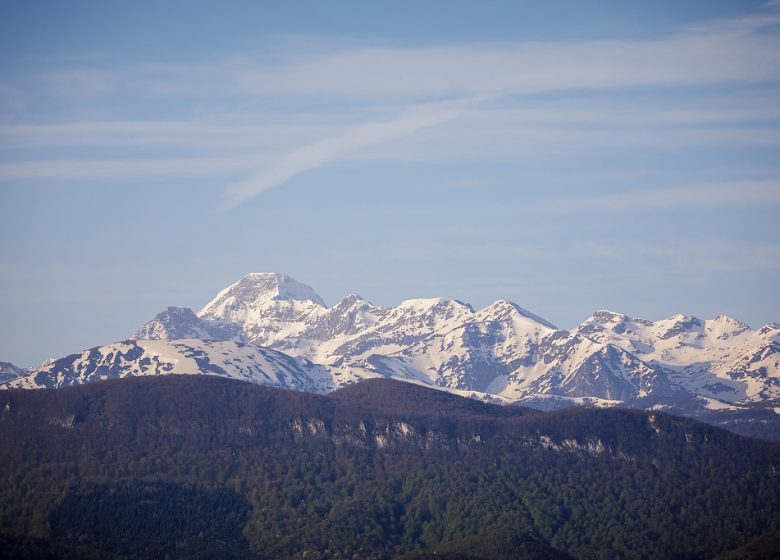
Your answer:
133,306 -> 228,340
0,362 -> 27,384
2,339 -> 332,394
576,311 -> 780,402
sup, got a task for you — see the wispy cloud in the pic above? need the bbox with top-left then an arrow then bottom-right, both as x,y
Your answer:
0,120 -> 331,150
575,240 -> 780,273
222,96 -> 485,206
3,89 -> 779,152
684,0 -> 780,36
227,35 -> 779,99
138,2 -> 779,101
549,181 -> 780,212
215,3 -> 780,204
40,68 -> 114,100
0,155 -> 259,181
14,1 -> 773,105
1,2 -> 779,204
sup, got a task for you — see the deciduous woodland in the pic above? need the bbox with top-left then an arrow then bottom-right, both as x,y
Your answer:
1,376 -> 778,559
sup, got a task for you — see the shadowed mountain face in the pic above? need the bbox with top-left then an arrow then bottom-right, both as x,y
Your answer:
1,375 -> 779,560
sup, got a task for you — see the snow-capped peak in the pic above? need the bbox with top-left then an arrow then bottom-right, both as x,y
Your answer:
134,306 -> 213,340
654,314 -> 704,339
712,314 -> 748,325
398,297 -> 450,309
758,323 -> 780,337
0,361 -> 27,384
194,273 -> 327,348
200,272 -> 326,313
393,298 -> 475,323
480,300 -> 558,330
705,315 -> 751,339
587,310 -> 628,324
335,293 -> 367,308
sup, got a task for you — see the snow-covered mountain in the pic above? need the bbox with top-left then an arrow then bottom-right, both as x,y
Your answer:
327,299 -> 675,402
197,272 -> 329,347
1,338 -> 511,406
2,339 -> 333,394
576,311 -> 780,402
126,272 -> 777,406
0,361 -> 27,384
127,275 -> 674,402
4,272 -> 778,437
134,307 -> 228,340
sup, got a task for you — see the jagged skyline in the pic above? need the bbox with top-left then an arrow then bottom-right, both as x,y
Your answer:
1,1 -> 779,366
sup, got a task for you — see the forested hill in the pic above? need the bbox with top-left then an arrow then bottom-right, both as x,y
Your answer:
1,375 -> 779,560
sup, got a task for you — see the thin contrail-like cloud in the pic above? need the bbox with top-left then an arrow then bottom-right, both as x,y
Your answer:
222,96 -> 489,207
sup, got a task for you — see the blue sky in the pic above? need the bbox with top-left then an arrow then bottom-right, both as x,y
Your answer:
1,0 -> 779,366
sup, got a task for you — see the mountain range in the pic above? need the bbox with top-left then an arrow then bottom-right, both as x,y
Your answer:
2,272 -> 778,438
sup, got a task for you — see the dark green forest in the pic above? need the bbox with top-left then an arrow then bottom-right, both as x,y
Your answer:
0,376 -> 778,559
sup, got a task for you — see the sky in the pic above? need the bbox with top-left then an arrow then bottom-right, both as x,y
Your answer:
1,0 -> 779,367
